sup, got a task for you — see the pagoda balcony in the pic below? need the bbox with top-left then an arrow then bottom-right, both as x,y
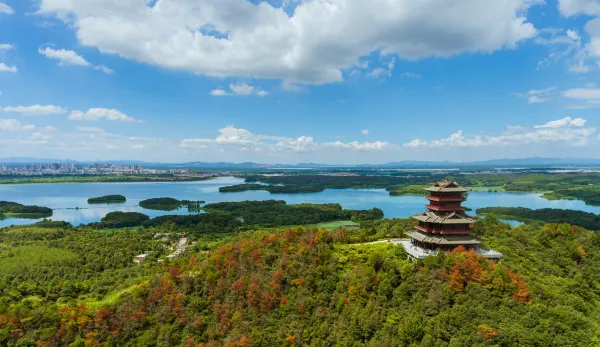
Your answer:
425,204 -> 466,212
426,195 -> 466,202
415,225 -> 472,234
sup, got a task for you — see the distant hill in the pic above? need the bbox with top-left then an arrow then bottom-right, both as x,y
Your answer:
2,157 -> 600,168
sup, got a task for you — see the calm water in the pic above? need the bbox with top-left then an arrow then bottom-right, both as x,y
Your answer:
1,176 -> 599,227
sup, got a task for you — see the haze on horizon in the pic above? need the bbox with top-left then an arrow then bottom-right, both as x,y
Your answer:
1,0 -> 600,164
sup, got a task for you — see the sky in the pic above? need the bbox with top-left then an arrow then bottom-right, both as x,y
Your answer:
0,0 -> 600,164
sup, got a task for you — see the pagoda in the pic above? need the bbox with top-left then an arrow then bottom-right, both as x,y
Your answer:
400,180 -> 502,261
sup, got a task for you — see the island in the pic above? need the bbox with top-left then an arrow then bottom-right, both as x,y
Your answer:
477,206 -> 600,231
87,194 -> 127,204
0,201 -> 53,220
99,211 -> 150,228
139,197 -> 205,211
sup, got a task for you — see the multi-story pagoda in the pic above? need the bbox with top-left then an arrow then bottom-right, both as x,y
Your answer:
400,180 -> 502,261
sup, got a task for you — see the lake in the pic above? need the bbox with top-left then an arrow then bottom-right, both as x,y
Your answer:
2,176 -> 600,227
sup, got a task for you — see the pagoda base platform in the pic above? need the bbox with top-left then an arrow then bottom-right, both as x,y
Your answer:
397,239 -> 502,261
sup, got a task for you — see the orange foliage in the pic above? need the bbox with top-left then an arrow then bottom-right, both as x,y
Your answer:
247,281 -> 261,307
250,248 -> 262,266
297,303 -> 306,315
477,324 -> 499,339
285,335 -> 297,345
291,277 -> 305,286
232,277 -> 247,296
508,270 -> 530,304
227,336 -> 250,347
447,247 -> 531,305
280,297 -> 289,306
449,249 -> 482,292
578,245 -> 588,258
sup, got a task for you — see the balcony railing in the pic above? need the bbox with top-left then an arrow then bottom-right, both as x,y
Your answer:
426,195 -> 466,202
425,204 -> 465,212
415,225 -> 471,234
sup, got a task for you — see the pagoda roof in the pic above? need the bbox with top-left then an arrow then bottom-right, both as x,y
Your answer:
412,211 -> 477,224
425,180 -> 470,193
405,230 -> 482,245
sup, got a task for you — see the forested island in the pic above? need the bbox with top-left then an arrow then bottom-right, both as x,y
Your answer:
477,207 -> 600,231
139,197 -> 205,211
1,213 -> 599,345
87,194 -> 127,204
0,201 -> 53,220
204,200 -> 384,226
215,172 -> 600,205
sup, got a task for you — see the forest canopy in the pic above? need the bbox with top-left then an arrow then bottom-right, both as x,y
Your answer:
2,218 -> 600,346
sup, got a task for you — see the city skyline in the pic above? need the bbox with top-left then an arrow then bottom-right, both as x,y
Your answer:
1,0 -> 600,163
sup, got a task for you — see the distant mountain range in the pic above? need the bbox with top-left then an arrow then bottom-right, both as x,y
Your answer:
2,157 -> 600,169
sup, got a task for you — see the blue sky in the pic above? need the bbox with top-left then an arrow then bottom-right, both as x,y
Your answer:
1,0 -> 600,164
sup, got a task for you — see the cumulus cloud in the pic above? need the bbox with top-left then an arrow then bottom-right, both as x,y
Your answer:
0,2 -> 13,14
37,0 -> 537,84
180,125 -> 390,153
0,119 -> 36,132
209,82 -> 268,96
38,47 -> 113,73
362,129 -> 369,135
0,43 -> 14,50
326,141 -> 389,151
534,117 -> 586,128
68,108 -> 140,122
404,117 -> 595,148
0,104 -> 68,116
553,0 -> 600,71
0,63 -> 17,73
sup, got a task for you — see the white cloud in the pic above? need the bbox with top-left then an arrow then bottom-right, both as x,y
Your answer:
0,2 -> 13,14
276,136 -> 318,152
181,125 -> 390,153
209,88 -> 228,96
362,129 -> 369,135
512,87 -> 556,103
0,119 -> 36,132
38,47 -> 114,73
68,108 -> 140,122
534,117 -> 586,128
0,43 -> 14,50
0,105 -> 68,116
563,87 -> 600,108
556,0 -> 600,70
326,141 -> 389,151
563,87 -> 600,100
404,117 -> 595,148
0,63 -> 17,73
282,80 -> 309,93
209,82 -> 268,97
368,58 -> 396,79
38,47 -> 91,67
94,65 -> 114,74
132,144 -> 144,150
37,0 -> 537,84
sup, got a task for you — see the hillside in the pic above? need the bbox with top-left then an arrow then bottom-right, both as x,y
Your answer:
1,217 -> 600,346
